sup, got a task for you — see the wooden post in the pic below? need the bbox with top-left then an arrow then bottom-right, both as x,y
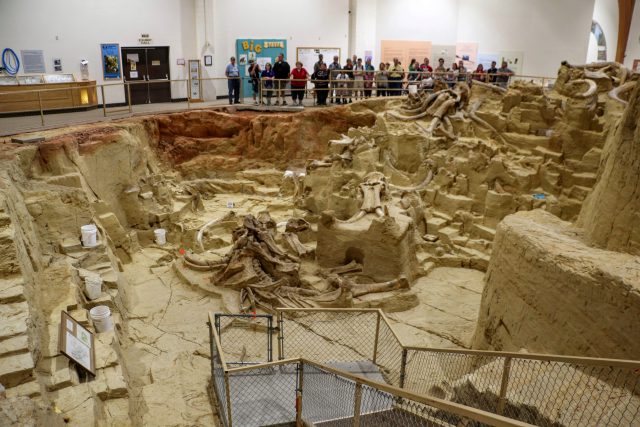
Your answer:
296,362 -> 304,426
225,374 -> 233,426
353,382 -> 363,427
101,85 -> 107,117
496,357 -> 512,415
399,348 -> 408,388
37,90 -> 44,126
187,79 -> 191,109
372,311 -> 381,364
126,83 -> 132,113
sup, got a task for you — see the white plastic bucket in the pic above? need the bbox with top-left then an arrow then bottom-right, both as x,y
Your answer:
81,224 -> 97,247
89,305 -> 113,333
154,228 -> 166,245
84,275 -> 102,300
408,84 -> 418,95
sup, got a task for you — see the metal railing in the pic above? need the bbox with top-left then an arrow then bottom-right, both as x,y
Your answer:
0,71 -> 557,135
208,312 -> 535,427
210,308 -> 640,427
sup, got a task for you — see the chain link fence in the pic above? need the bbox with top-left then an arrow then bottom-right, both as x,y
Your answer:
215,313 -> 273,366
210,309 -> 640,426
277,309 -> 378,363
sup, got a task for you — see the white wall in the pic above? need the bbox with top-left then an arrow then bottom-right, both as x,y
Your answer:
210,0 -> 349,94
352,0 -> 377,58
457,0 -> 595,77
624,0 -> 640,68
0,0 -> 197,104
374,0 -> 459,62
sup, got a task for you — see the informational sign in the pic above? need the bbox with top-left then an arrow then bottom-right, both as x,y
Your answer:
296,47 -> 341,70
236,39 -> 287,96
381,40 -> 431,69
431,45 -> 457,70
58,311 -> 95,375
456,42 -> 479,67
20,50 -> 46,74
189,60 -> 202,100
100,43 -> 122,80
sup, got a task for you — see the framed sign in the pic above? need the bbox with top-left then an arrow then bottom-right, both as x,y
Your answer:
188,59 -> 202,101
296,47 -> 341,70
204,55 -> 212,67
100,43 -> 122,80
58,311 -> 95,375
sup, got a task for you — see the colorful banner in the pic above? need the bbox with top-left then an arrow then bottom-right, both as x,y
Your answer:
236,39 -> 287,96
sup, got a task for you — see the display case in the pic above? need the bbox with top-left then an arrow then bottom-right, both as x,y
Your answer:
18,75 -> 44,85
0,76 -> 18,85
0,74 -> 98,113
43,74 -> 75,83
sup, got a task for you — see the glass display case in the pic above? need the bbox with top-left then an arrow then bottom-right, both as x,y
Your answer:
17,75 -> 44,85
0,76 -> 18,85
43,73 -> 75,83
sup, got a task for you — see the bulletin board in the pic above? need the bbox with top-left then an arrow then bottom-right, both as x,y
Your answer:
296,47 -> 341,70
58,311 -> 95,375
381,40 -> 432,68
236,39 -> 287,96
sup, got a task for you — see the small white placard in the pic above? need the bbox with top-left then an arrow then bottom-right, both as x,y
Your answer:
227,201 -> 234,208
130,71 -> 138,78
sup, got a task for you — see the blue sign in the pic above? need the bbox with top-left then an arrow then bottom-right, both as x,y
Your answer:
100,43 -> 122,80
235,39 -> 287,97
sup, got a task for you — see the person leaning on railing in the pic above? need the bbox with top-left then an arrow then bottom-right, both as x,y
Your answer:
336,69 -> 349,104
248,59 -> 261,105
457,60 -> 468,83
328,55 -> 342,104
353,58 -> 365,100
290,61 -> 309,107
225,56 -> 240,105
495,60 -> 514,88
388,58 -> 404,96
487,61 -> 498,83
376,62 -> 388,97
343,58 -> 354,104
273,53 -> 290,106
472,63 -> 486,82
434,58 -> 447,82
363,58 -> 375,99
260,63 -> 275,106
311,63 -> 330,106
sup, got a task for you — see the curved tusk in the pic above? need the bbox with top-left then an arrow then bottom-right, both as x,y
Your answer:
608,81 -> 636,105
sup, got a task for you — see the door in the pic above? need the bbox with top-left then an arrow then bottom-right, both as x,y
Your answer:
121,46 -> 171,105
146,47 -> 171,103
122,47 -> 148,105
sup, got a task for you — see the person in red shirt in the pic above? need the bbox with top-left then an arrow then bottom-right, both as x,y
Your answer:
419,57 -> 433,79
290,62 -> 309,106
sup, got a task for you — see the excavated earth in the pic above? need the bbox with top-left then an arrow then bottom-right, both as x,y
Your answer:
0,66 -> 639,426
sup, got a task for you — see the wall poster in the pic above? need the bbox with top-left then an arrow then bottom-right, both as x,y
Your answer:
236,39 -> 287,96
189,59 -> 202,101
100,43 -> 122,80
381,40 -> 432,69
296,47 -> 341,70
455,42 -> 479,68
58,311 -> 95,375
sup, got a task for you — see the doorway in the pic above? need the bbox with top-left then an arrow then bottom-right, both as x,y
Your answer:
121,46 -> 171,105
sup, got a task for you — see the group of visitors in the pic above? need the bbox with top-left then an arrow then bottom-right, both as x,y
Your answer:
225,53 -> 515,106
